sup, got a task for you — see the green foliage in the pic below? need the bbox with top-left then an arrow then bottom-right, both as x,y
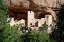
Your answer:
20,31 -> 56,42
50,4 -> 64,42
0,0 -> 20,42
0,0 -> 8,42
38,24 -> 48,32
3,24 -> 20,42
0,0 -> 8,14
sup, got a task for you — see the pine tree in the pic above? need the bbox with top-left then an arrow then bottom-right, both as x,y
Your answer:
50,4 -> 64,42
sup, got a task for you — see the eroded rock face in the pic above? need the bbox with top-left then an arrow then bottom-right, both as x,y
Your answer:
4,0 -> 30,8
4,0 -> 64,8
33,0 -> 56,8
4,0 -> 64,21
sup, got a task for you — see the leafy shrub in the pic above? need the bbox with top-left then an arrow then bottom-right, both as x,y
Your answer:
0,0 -> 8,42
0,0 -> 21,42
3,24 -> 20,42
38,24 -> 48,32
20,31 -> 56,42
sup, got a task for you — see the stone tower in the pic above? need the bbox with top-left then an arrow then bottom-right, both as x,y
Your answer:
28,11 -> 35,27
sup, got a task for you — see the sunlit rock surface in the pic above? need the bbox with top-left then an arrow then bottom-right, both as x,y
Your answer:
4,0 -> 64,8
4,0 -> 64,21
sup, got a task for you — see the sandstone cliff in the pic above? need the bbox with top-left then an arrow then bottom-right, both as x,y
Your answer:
4,0 -> 64,8
4,0 -> 64,21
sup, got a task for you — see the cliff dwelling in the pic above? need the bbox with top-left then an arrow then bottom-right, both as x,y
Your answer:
8,5 -> 56,27
4,0 -> 63,33
4,0 -> 62,28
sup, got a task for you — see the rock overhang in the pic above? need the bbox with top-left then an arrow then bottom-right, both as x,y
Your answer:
4,0 -> 59,22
